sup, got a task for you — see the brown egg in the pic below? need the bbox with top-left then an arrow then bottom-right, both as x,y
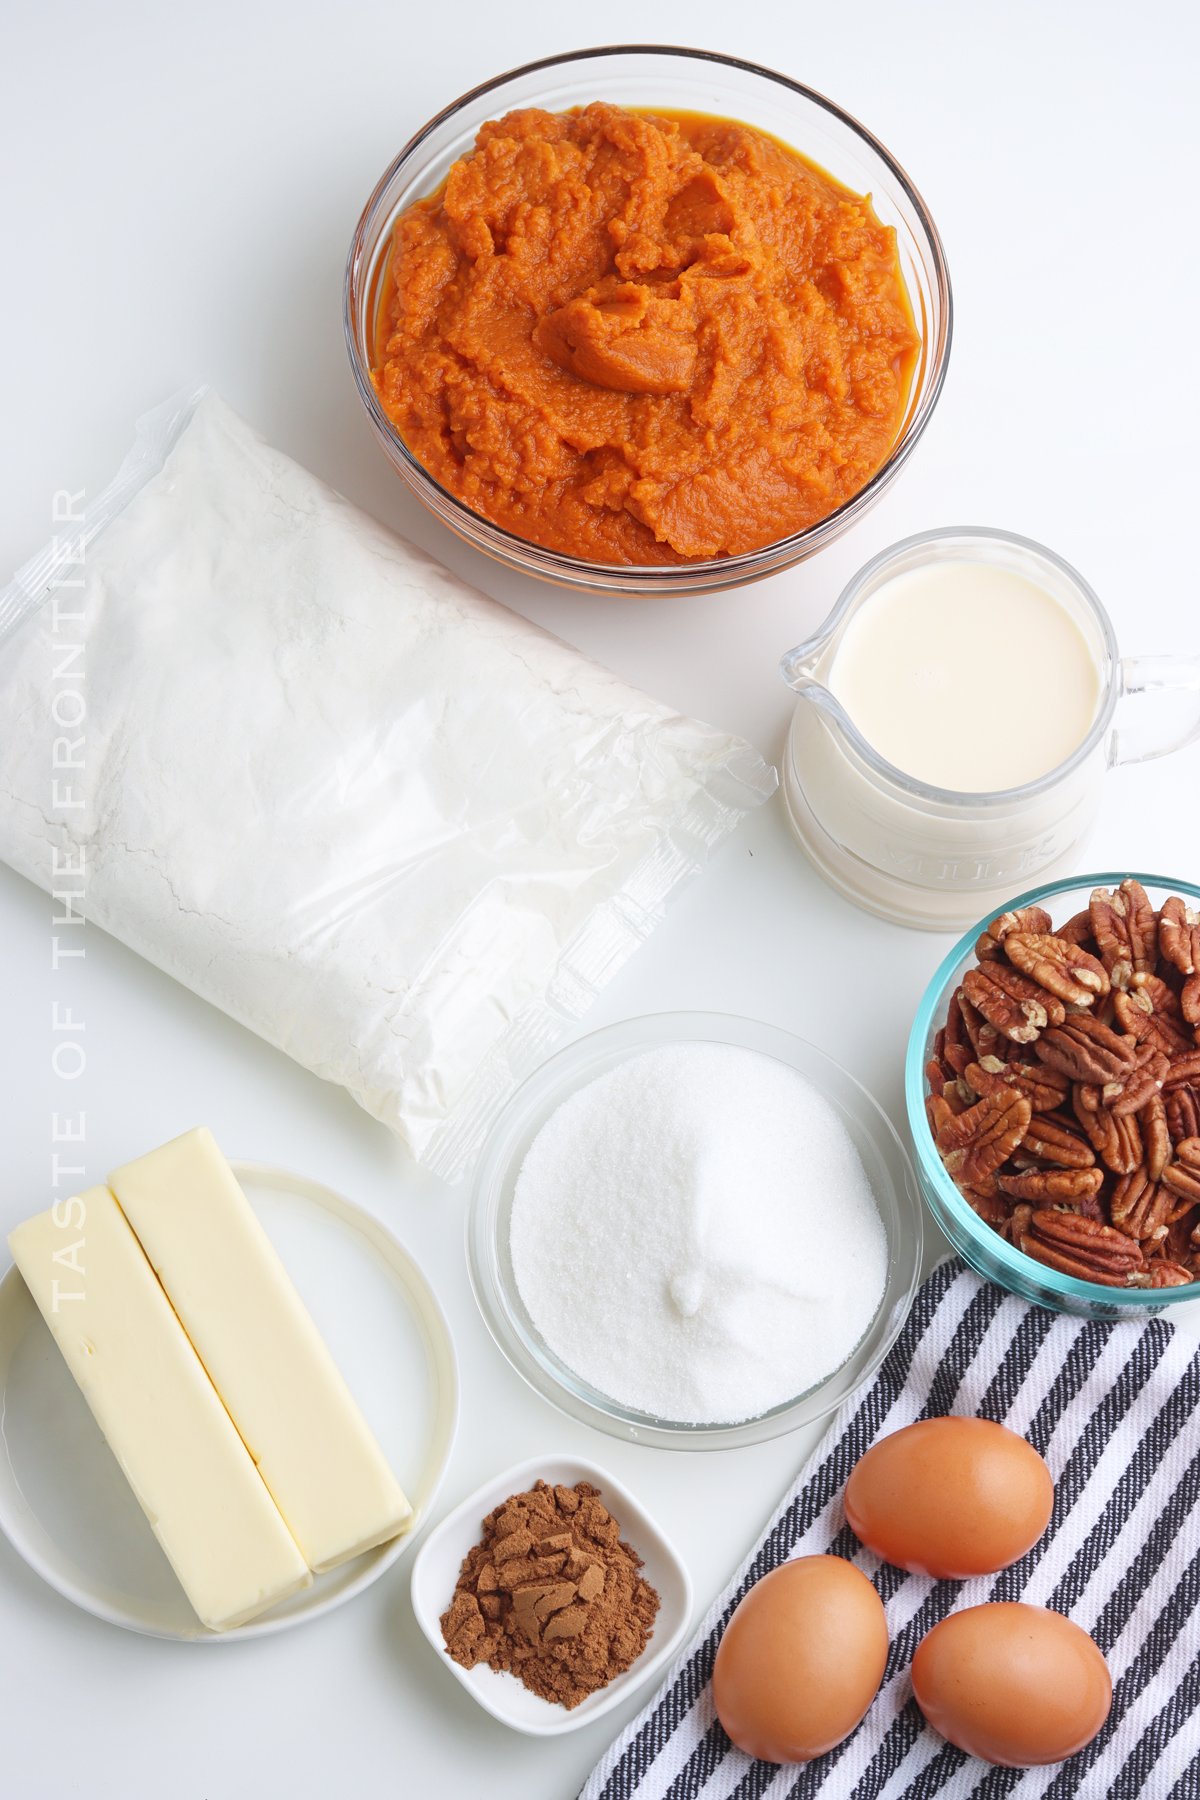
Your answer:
844,1417 -> 1053,1578
912,1603 -> 1112,1766
712,1556 -> 888,1763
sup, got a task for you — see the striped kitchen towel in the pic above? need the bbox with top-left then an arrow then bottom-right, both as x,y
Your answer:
582,1258 -> 1200,1800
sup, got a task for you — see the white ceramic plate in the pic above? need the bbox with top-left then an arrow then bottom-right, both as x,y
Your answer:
0,1161 -> 458,1641
410,1454 -> 693,1736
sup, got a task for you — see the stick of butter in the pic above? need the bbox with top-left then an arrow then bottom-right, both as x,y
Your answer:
110,1130 -> 413,1572
8,1188 -> 311,1631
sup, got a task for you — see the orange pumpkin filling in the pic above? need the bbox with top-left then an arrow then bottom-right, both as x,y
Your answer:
373,104 -> 919,565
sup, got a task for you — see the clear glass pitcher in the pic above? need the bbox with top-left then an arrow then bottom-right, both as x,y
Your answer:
779,527 -> 1200,930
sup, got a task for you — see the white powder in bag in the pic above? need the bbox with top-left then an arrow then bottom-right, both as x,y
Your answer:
0,393 -> 775,1179
509,1042 -> 888,1424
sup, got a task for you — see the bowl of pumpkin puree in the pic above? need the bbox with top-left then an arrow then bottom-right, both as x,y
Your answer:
345,48 -> 951,594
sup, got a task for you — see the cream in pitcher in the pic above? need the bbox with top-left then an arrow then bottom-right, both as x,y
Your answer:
780,528 -> 1200,930
826,560 -> 1100,793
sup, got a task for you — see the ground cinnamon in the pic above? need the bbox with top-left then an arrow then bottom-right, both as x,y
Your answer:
440,1480 -> 660,1709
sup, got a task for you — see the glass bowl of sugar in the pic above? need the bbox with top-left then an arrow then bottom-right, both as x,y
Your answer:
467,1011 -> 924,1449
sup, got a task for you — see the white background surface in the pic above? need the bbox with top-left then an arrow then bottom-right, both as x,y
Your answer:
2,3 -> 1198,1796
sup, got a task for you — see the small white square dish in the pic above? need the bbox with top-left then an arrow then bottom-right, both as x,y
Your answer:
410,1453 -> 693,1736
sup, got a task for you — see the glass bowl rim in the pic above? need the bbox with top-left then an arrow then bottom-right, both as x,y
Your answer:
343,42 -> 953,585
905,870 -> 1200,1309
781,525 -> 1121,810
467,1007 -> 925,1450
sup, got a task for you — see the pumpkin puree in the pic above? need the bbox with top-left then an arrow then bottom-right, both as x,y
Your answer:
373,104 -> 919,565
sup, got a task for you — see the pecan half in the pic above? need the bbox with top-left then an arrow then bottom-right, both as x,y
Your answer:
1003,931 -> 1109,1007
1162,1140 -> 1200,1208
1090,881 -> 1156,986
1130,972 -> 1184,1019
1141,1092 -> 1171,1181
943,990 -> 974,1076
1057,908 -> 1097,948
1120,879 -> 1159,972
1165,1052 -> 1200,1091
1160,896 -> 1200,976
964,1056 -> 1070,1115
1143,1261 -> 1195,1289
1166,1085 -> 1200,1144
1103,1112 -> 1143,1176
1004,1201 -> 1035,1243
964,1190 -> 1010,1229
1089,889 -> 1132,985
1114,987 -> 1193,1060
1035,1014 -> 1138,1085
974,905 -> 1054,961
1022,1111 -> 1096,1169
1183,976 -> 1200,1028
1165,1174 -> 1200,1213
1160,1213 -> 1196,1262
1073,1084 -> 1143,1173
998,1167 -> 1104,1203
1164,1189 -> 1200,1227
1073,1084 -> 1111,1155
1110,1168 -> 1170,1243
1019,1209 -> 1144,1286
936,1088 -> 1031,1184
946,987 -> 1005,1069
926,1093 -> 953,1137
1103,1044 -> 1169,1117
963,963 -> 1065,1045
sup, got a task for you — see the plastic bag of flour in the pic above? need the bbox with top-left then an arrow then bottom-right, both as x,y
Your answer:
0,392 -> 775,1180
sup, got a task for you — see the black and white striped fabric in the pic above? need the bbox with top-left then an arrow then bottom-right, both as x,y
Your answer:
582,1259 -> 1200,1800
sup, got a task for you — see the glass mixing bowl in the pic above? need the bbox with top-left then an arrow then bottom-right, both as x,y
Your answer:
344,45 -> 952,596
906,872 -> 1200,1319
467,1011 -> 924,1450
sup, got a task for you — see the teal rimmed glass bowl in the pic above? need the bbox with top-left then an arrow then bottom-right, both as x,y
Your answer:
905,872 -> 1200,1319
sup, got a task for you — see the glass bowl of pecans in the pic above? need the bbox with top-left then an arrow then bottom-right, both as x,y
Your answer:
906,873 -> 1200,1318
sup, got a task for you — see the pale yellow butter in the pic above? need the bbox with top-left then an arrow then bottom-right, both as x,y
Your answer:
110,1130 -> 413,1572
8,1188 -> 311,1631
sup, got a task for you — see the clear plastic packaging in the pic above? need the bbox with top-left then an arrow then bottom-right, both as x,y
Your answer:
0,392 -> 775,1181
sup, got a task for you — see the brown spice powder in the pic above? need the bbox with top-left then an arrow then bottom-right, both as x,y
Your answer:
440,1480 -> 661,1709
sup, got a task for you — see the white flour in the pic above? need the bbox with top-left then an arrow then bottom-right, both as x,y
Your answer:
510,1042 -> 888,1424
0,393 -> 774,1178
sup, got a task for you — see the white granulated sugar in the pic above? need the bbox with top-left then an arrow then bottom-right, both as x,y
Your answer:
510,1041 -> 889,1425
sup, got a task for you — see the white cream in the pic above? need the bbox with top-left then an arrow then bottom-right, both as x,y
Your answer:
828,561 -> 1101,792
